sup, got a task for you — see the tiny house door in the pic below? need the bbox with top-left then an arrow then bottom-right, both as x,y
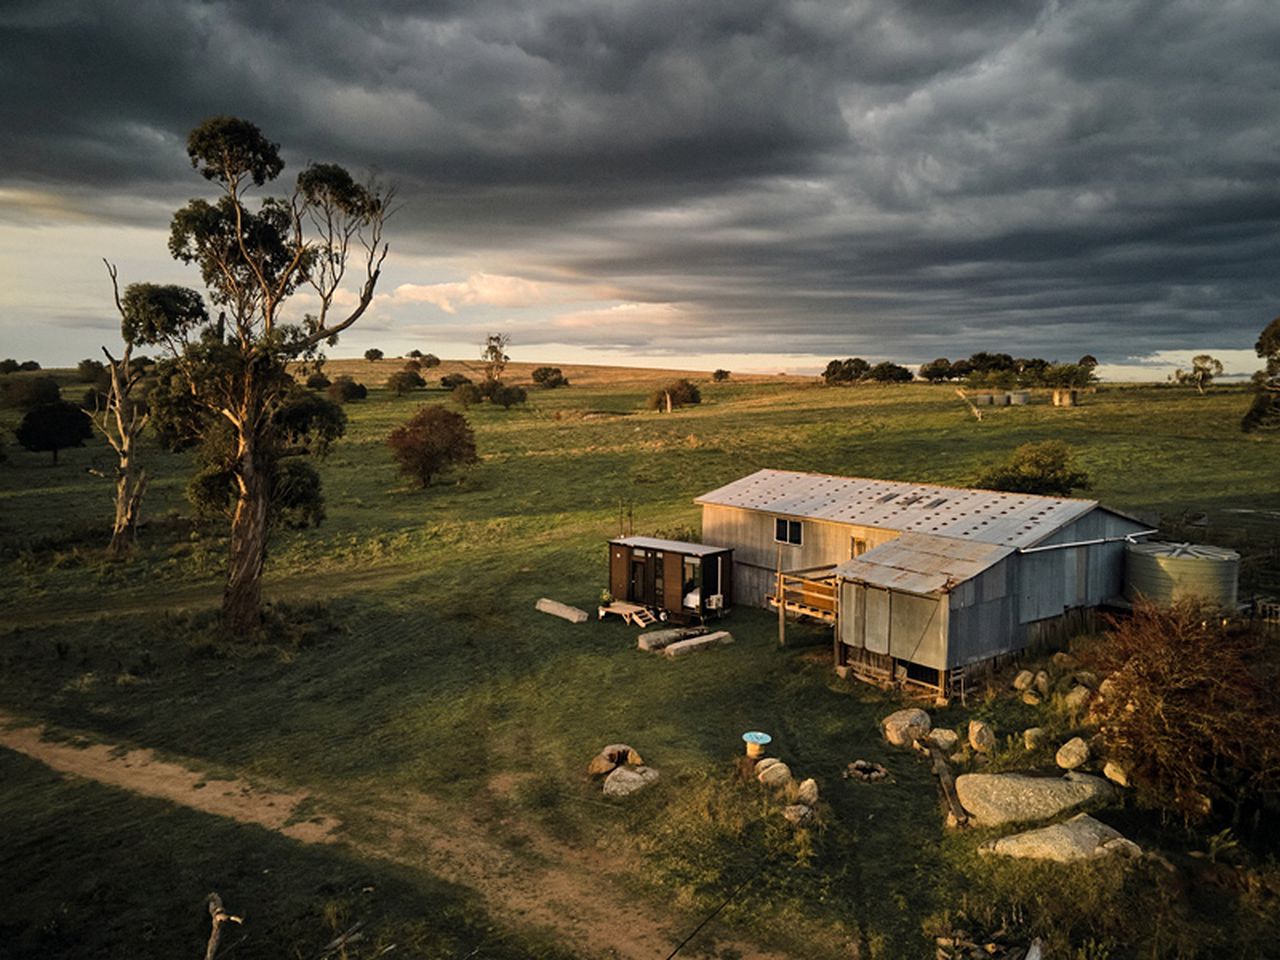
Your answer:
610,546 -> 631,601
630,556 -> 649,604
663,552 -> 684,611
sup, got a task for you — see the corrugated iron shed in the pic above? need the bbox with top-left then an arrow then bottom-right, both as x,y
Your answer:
832,533 -> 1013,595
695,469 -> 1096,549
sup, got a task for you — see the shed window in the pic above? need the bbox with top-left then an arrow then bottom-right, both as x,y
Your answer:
774,518 -> 802,545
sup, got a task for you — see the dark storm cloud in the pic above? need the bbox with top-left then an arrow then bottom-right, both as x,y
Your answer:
2,0 -> 1278,362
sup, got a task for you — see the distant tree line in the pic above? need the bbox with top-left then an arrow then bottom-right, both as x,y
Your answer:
916,352 -> 1099,389
821,358 -> 912,384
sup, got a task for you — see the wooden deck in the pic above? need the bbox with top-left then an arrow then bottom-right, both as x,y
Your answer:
597,601 -> 659,627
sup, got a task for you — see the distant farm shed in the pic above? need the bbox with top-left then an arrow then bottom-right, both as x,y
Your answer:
695,469 -> 1153,693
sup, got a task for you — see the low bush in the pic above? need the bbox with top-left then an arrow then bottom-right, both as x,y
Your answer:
646,379 -> 701,410
452,383 -> 483,407
387,406 -> 478,487
386,370 -> 427,395
441,373 -> 472,390
532,366 -> 569,389
4,375 -> 61,410
326,377 -> 367,403
305,373 -> 331,390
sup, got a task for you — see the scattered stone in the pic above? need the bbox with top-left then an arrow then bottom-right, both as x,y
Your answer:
954,772 -> 1113,826
1023,727 -> 1046,750
843,759 -> 890,782
757,760 -> 793,787
781,804 -> 814,825
928,728 -> 959,752
602,765 -> 660,798
637,626 -> 706,652
1012,669 -> 1035,692
968,719 -> 996,754
797,777 -> 820,805
883,708 -> 931,746
662,630 -> 733,658
1056,737 -> 1090,770
1103,760 -> 1130,788
1052,652 -> 1079,670
1033,670 -> 1051,698
983,813 -> 1140,862
755,757 -> 781,774
535,597 -> 589,623
587,743 -> 644,777
1062,685 -> 1092,712
1072,670 -> 1099,689
1097,677 -> 1118,701
1021,691 -> 1042,706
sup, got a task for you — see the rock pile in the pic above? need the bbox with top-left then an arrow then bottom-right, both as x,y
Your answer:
588,743 -> 659,798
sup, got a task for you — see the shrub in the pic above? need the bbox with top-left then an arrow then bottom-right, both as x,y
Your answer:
4,375 -> 61,409
452,383 -> 483,407
976,440 -> 1090,496
14,401 -> 93,463
821,358 -> 870,384
441,372 -> 472,390
867,361 -> 913,383
407,349 -> 423,359
326,376 -> 367,403
76,358 -> 106,382
364,348 -> 384,361
387,406 -> 478,487
81,387 -> 109,411
646,379 -> 701,410
0,359 -> 18,374
1082,601 -> 1280,825
305,373 -> 331,390
421,353 -> 441,369
712,369 -> 730,382
532,366 -> 569,388
402,359 -> 422,373
918,358 -> 953,382
386,370 -> 427,395
18,360 -> 40,371
492,384 -> 527,409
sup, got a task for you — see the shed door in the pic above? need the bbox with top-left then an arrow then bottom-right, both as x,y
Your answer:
865,587 -> 890,654
610,546 -> 631,601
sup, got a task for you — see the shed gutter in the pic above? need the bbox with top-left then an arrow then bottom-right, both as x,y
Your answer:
1017,530 -> 1159,554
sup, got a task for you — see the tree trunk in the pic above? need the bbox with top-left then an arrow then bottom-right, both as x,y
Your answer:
223,442 -> 270,635
107,460 -> 147,557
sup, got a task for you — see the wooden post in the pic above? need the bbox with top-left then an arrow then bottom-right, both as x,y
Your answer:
776,544 -> 786,648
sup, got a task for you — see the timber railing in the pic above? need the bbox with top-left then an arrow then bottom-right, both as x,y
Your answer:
769,565 -> 839,623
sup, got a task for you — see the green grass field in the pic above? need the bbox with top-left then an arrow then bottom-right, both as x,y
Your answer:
1,367 -> 1277,959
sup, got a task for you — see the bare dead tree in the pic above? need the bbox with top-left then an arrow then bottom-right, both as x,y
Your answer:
93,260 -> 153,556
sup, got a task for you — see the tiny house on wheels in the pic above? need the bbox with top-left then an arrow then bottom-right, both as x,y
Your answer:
606,536 -> 733,624
695,469 -> 1154,694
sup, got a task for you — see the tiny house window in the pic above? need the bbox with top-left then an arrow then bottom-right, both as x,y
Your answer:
774,518 -> 802,545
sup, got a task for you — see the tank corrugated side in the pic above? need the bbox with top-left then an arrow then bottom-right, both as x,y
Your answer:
1124,541 -> 1239,607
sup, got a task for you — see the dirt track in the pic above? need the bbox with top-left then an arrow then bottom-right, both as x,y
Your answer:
0,711 -> 793,960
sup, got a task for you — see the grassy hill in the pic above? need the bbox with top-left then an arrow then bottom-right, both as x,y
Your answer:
0,368 -> 1276,958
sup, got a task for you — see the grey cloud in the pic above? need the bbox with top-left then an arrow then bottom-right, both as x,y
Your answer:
2,0 -> 1278,364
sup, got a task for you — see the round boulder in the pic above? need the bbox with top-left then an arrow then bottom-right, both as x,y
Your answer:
1063,685 -> 1092,713
1103,760 -> 1130,787
602,765 -> 660,798
782,804 -> 814,825
882,708 -> 931,746
1023,727 -> 1047,750
758,761 -> 793,788
968,719 -> 996,754
927,728 -> 959,752
1012,669 -> 1035,692
796,777 -> 820,805
1056,736 -> 1090,770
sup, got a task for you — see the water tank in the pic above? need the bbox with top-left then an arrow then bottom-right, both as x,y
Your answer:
1007,391 -> 1030,405
1124,541 -> 1239,608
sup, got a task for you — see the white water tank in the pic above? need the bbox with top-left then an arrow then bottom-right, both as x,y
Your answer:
1124,541 -> 1240,608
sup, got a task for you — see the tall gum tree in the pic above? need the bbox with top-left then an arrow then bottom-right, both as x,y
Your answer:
118,116 -> 391,634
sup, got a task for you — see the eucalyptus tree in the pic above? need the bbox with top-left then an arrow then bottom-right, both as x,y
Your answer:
115,116 -> 391,633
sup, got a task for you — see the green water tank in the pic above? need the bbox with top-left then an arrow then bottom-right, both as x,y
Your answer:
1124,541 -> 1240,608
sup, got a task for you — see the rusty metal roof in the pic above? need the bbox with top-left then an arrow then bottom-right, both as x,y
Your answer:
695,468 -> 1098,549
832,533 -> 1013,595
610,536 -> 731,557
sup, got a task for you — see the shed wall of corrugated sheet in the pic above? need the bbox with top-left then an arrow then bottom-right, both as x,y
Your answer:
702,504 -> 898,606
948,558 -> 1019,665
1017,512 -> 1142,623
839,582 -> 948,670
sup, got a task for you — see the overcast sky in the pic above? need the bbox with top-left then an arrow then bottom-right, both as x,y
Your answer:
1,0 -> 1277,376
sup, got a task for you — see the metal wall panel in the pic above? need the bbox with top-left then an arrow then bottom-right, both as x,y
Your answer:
865,587 -> 890,654
888,591 -> 946,669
